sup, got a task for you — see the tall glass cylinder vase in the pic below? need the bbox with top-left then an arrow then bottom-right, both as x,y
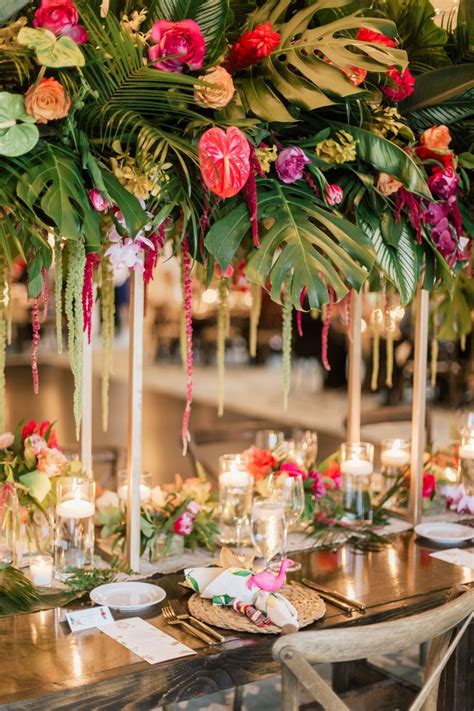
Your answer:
381,438 -> 410,507
341,442 -> 374,522
0,483 -> 20,565
54,478 -> 95,578
218,455 -> 253,549
459,428 -> 474,494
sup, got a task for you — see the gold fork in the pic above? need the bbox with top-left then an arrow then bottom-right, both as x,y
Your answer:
168,599 -> 225,643
162,604 -> 214,644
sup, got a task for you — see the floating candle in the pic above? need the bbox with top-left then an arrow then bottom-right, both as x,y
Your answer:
381,449 -> 410,468
220,468 -> 252,488
340,459 -> 373,477
30,555 -> 53,586
118,483 -> 152,504
459,444 -> 474,460
56,498 -> 95,519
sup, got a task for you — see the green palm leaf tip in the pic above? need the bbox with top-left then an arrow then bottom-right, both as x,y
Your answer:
0,564 -> 39,615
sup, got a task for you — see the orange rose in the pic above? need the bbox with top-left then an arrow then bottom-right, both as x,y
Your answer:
194,66 -> 235,109
25,77 -> 71,124
376,172 -> 402,196
420,125 -> 451,151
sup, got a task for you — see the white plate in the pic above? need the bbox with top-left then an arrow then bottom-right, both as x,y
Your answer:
90,582 -> 166,611
415,522 -> 474,545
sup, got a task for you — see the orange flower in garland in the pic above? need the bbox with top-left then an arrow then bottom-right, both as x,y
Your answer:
24,77 -> 71,124
198,126 -> 250,198
226,22 -> 280,72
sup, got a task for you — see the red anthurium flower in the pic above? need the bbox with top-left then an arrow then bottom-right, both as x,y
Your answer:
21,420 -> 37,440
198,127 -> 251,198
226,22 -> 280,72
356,28 -> 397,47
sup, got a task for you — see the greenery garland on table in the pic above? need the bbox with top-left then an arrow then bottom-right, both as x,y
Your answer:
0,0 -> 473,444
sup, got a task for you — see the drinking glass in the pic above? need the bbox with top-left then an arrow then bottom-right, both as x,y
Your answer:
274,474 -> 305,571
254,430 -> 285,452
251,500 -> 285,569
340,442 -> 374,522
459,428 -> 474,494
288,429 -> 318,469
219,455 -> 253,553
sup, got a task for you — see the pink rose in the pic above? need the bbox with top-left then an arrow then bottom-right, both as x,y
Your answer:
173,511 -> 194,536
382,67 -> 415,102
37,447 -> 68,477
88,189 -> 110,213
148,20 -> 206,73
0,432 -> 14,449
422,472 -> 436,499
33,0 -> 87,44
325,184 -> 343,206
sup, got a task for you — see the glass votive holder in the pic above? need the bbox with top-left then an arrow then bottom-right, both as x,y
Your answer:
54,477 -> 95,578
218,455 -> 253,548
459,428 -> 474,494
381,438 -> 410,506
30,554 -> 53,587
287,429 -> 318,468
117,470 -> 152,505
340,442 -> 374,522
254,430 -> 285,452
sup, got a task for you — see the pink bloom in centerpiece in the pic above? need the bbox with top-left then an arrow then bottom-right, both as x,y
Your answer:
325,184 -> 344,206
279,462 -> 306,478
422,472 -> 436,499
34,0 -> 87,44
0,432 -> 14,449
308,470 -> 326,498
275,147 -> 311,184
148,19 -> 205,73
427,167 -> 459,199
173,511 -> 194,536
88,189 -> 110,213
37,447 -> 68,477
243,446 -> 277,480
382,67 -> 415,102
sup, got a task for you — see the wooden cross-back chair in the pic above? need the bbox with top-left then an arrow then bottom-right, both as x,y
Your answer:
273,588 -> 474,711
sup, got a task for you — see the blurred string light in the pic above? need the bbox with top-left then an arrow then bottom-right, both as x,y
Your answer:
202,288 -> 218,304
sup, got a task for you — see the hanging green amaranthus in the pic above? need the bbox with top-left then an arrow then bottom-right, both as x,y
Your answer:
249,282 -> 261,359
385,290 -> 394,389
65,240 -> 86,440
100,258 -> 115,433
217,280 -> 229,417
282,275 -> 292,411
4,269 -> 12,347
370,298 -> 384,392
0,310 -> 5,432
54,237 -> 63,354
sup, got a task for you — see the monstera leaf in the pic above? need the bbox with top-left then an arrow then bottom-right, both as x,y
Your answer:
17,145 -> 100,247
17,27 -> 85,68
238,0 -> 406,121
0,93 -> 39,157
357,204 -> 420,305
206,181 -> 375,308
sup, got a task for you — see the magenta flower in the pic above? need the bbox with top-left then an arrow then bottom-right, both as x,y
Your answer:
308,470 -> 326,499
88,189 -> 109,213
275,147 -> 310,184
173,511 -> 194,536
427,168 -> 459,199
382,67 -> 415,102
279,462 -> 306,478
423,201 -> 449,225
34,0 -> 87,44
325,184 -> 344,206
148,19 -> 206,73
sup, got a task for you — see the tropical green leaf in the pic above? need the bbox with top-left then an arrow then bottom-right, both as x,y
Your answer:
357,204 -> 419,305
99,169 -> 148,237
337,123 -> 431,198
238,0 -> 406,121
17,145 -> 100,248
17,28 -> 85,68
19,470 -> 51,503
400,64 -> 474,114
0,0 -> 29,24
0,92 -> 39,158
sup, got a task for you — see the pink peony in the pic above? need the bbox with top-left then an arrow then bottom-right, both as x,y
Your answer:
37,447 -> 68,477
148,19 -> 205,73
382,67 -> 415,102
308,470 -> 327,498
0,432 -> 14,449
173,511 -> 194,536
427,167 -> 459,199
279,462 -> 306,478
88,189 -> 110,213
33,0 -> 87,44
325,184 -> 344,206
275,147 -> 311,184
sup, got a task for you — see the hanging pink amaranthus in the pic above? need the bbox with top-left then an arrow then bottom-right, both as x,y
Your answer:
40,266 -> 48,322
82,253 -> 100,343
395,189 -> 423,244
321,286 -> 335,372
304,171 -> 320,197
181,236 -> 193,455
144,223 -> 166,285
243,142 -> 264,248
31,299 -> 40,394
296,286 -> 307,337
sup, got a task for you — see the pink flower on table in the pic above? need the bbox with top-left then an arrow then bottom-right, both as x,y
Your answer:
324,184 -> 344,206
173,511 -> 194,536
382,67 -> 415,102
279,462 -> 306,478
37,447 -> 68,477
88,189 -> 110,213
0,432 -> 14,449
422,472 -> 436,499
308,470 -> 327,498
148,20 -> 205,73
33,0 -> 87,44
427,167 -> 459,200
275,147 -> 310,184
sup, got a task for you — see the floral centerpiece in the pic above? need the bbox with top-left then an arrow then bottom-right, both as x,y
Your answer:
96,473 -> 219,561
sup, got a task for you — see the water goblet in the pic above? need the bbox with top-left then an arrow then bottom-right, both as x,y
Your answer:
251,500 -> 285,570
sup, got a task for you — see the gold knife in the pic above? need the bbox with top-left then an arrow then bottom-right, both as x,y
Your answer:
302,578 -> 366,612
295,580 -> 355,614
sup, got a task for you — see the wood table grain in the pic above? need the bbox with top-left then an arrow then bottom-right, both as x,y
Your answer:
0,531 -> 472,710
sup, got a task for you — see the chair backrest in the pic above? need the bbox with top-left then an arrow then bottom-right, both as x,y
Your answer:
273,589 -> 474,711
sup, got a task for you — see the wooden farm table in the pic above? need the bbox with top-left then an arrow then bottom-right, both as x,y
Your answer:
0,531 -> 472,710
